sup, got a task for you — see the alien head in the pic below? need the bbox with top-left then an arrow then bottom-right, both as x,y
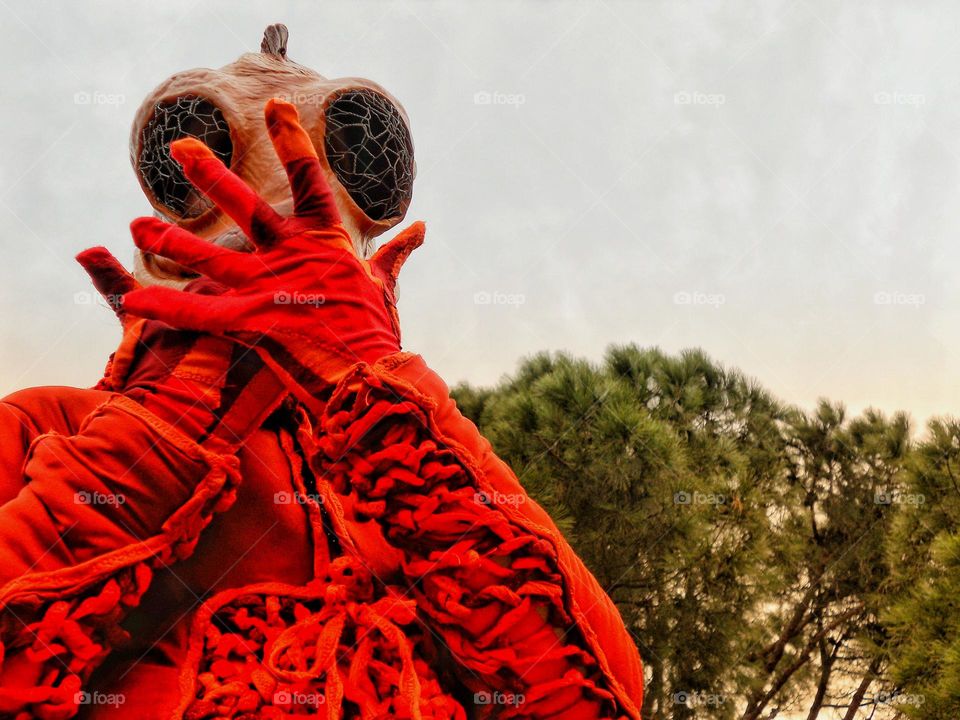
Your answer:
130,24 -> 415,286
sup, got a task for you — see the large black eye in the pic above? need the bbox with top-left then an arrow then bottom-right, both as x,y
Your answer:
139,96 -> 233,218
324,90 -> 414,222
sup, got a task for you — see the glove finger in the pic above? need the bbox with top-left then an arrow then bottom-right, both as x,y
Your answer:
122,285 -> 247,334
368,221 -> 425,294
75,246 -> 140,317
130,217 -> 260,287
265,98 -> 341,228
169,137 -> 285,247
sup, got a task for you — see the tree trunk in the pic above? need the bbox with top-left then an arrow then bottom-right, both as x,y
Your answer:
841,656 -> 883,720
741,606 -> 860,720
644,655 -> 666,720
805,634 -> 835,720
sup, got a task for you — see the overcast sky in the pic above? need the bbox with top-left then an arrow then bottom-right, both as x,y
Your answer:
1,0 -> 959,430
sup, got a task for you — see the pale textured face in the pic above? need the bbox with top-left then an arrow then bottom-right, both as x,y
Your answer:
129,27 -> 415,286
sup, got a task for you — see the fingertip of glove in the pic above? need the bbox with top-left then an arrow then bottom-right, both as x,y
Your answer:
129,216 -> 166,249
75,246 -> 110,265
170,137 -> 215,164
391,221 -> 427,253
265,99 -> 317,162
406,220 -> 426,242
265,97 -> 298,123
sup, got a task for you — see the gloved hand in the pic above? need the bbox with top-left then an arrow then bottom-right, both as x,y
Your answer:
77,247 -> 286,446
121,98 -> 424,417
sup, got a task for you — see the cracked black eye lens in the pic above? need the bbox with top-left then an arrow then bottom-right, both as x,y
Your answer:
324,90 -> 414,222
139,96 -> 233,218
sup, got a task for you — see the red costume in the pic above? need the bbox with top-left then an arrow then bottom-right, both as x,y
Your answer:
0,28 -> 643,720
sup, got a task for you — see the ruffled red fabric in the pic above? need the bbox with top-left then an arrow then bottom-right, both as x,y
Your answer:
0,566 -> 150,720
312,361 -> 640,719
177,556 -> 464,719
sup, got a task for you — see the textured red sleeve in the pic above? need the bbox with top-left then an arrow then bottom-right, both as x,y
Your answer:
311,354 -> 643,719
0,390 -> 240,719
0,387 -> 114,508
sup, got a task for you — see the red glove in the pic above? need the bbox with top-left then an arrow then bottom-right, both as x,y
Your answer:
78,246 -> 287,445
118,99 -> 643,719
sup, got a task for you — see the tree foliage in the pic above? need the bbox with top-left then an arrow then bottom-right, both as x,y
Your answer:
881,419 -> 960,719
451,344 -> 942,719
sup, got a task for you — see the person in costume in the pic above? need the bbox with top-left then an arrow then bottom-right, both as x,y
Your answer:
0,26 -> 644,719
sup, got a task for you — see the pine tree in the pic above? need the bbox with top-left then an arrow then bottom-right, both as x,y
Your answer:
452,345 -> 912,719
882,418 -> 960,718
